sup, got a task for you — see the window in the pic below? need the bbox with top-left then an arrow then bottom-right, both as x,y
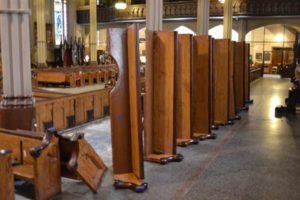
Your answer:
54,0 -> 67,46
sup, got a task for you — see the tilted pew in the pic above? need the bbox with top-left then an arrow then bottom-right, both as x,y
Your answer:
192,35 -> 217,140
57,132 -> 107,193
108,25 -> 147,192
213,39 -> 233,126
0,149 -> 14,200
0,128 -> 61,200
175,34 -> 199,146
144,30 -> 183,164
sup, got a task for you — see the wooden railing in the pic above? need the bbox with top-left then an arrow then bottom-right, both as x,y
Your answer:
77,0 -> 300,24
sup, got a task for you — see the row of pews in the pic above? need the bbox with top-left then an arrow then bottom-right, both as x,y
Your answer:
0,25 -> 253,199
34,89 -> 109,132
34,65 -> 118,87
108,25 -> 253,192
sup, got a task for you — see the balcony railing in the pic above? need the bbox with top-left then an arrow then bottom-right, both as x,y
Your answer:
77,0 -> 300,24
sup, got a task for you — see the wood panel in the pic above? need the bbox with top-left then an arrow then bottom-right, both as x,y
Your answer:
244,43 -> 250,103
108,25 -> 146,191
192,35 -> 213,137
144,31 -> 183,164
175,34 -> 192,144
213,39 -> 230,125
234,42 -> 245,110
0,150 -> 14,200
228,41 -> 236,120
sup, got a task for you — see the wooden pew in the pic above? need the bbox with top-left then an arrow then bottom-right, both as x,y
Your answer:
213,39 -> 233,126
192,35 -> 217,140
144,31 -> 183,164
108,25 -> 147,192
210,38 -> 219,130
228,41 -> 241,121
244,43 -> 254,105
0,149 -> 14,200
0,128 -> 61,200
175,34 -> 199,147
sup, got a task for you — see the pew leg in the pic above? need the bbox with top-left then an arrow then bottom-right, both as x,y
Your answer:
194,133 -> 217,141
226,120 -> 234,126
114,173 -> 148,193
245,99 -> 254,104
240,106 -> 249,112
234,115 -> 242,120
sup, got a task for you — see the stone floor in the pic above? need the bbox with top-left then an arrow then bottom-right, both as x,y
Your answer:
16,77 -> 300,200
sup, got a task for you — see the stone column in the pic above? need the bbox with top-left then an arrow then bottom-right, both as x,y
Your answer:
68,0 -> 78,39
223,0 -> 233,39
196,0 -> 210,35
146,0 -> 163,31
90,0 -> 97,64
36,0 -> 47,67
238,19 -> 247,42
0,0 -> 35,130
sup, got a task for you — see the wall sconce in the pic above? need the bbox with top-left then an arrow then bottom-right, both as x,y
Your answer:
115,1 -> 127,10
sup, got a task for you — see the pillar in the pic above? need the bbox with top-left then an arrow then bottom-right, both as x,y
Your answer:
238,19 -> 247,42
90,0 -> 97,64
196,0 -> 210,35
36,0 -> 47,67
146,0 -> 163,31
0,0 -> 35,130
68,0 -> 78,39
223,0 -> 233,39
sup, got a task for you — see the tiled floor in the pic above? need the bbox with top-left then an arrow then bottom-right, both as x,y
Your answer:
16,77 -> 300,200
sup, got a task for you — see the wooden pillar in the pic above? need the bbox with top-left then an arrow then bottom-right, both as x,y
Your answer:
0,150 -> 14,200
196,0 -> 210,35
36,0 -> 47,67
146,0 -> 163,31
0,0 -> 35,130
223,0 -> 233,39
90,0 -> 97,64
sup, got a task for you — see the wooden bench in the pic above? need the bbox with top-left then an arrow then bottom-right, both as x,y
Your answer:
0,128 -> 61,200
0,149 -> 14,200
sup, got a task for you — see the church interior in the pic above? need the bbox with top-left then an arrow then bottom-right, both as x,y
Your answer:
0,0 -> 300,199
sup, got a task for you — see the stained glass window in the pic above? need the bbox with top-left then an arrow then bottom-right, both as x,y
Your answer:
54,0 -> 67,45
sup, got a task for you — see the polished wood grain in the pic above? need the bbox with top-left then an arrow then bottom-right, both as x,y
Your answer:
228,41 -> 236,120
0,129 -> 61,200
234,42 -> 245,110
176,34 -> 192,143
0,150 -> 14,200
192,35 -> 212,137
108,24 -> 145,187
244,43 -> 250,102
213,39 -> 230,125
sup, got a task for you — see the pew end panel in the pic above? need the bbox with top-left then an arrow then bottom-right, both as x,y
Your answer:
192,35 -> 217,141
108,25 -> 146,192
144,31 -> 183,164
0,149 -> 15,200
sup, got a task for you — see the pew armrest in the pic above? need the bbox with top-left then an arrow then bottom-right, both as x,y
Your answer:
29,128 -> 56,158
56,132 -> 85,142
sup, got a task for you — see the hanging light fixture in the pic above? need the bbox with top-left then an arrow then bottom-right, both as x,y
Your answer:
115,1 -> 127,10
218,0 -> 225,3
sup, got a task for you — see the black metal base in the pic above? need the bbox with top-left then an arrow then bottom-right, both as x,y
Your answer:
159,154 -> 184,165
234,115 -> 242,120
275,106 -> 296,118
114,180 -> 148,193
240,106 -> 249,112
226,120 -> 234,126
211,124 -> 219,130
177,139 -> 199,147
245,99 -> 254,104
198,133 -> 217,141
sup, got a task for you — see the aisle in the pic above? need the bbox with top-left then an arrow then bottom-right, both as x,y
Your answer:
50,77 -> 300,200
